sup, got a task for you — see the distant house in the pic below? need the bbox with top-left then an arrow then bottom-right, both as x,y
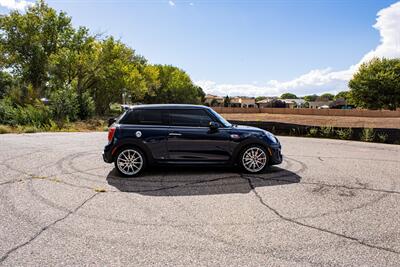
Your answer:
204,94 -> 224,107
256,98 -> 277,108
281,99 -> 306,108
330,98 -> 354,109
230,97 -> 256,108
308,101 -> 333,109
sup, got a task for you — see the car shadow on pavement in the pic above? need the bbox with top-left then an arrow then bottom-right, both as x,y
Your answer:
106,166 -> 301,196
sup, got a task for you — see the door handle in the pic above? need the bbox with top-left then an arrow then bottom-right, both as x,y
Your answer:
169,132 -> 182,136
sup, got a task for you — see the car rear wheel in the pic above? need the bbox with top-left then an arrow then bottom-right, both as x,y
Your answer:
240,145 -> 268,173
114,148 -> 146,177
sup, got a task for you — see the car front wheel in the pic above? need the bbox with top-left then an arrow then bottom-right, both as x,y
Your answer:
114,148 -> 146,177
240,145 -> 269,173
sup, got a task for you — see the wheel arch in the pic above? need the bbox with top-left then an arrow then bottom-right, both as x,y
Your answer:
111,139 -> 154,165
232,138 -> 271,165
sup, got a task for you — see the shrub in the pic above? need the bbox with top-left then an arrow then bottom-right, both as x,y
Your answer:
336,128 -> 353,140
308,127 -> 319,137
0,98 -> 51,127
0,125 -> 12,134
50,88 -> 79,126
320,126 -> 334,138
22,125 -> 39,133
78,92 -> 95,120
377,132 -> 388,143
0,98 -> 14,125
361,128 -> 375,142
109,103 -> 123,116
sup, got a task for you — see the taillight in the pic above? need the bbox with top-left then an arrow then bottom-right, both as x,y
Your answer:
108,127 -> 116,142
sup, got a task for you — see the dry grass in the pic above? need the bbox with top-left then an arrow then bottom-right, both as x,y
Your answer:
0,118 -> 108,134
222,113 -> 400,129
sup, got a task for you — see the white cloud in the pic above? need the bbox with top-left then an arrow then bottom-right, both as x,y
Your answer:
359,1 -> 400,63
168,0 -> 175,7
0,0 -> 33,10
196,1 -> 400,97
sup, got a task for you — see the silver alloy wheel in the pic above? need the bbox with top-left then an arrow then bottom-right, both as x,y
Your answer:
116,149 -> 143,176
242,147 -> 267,173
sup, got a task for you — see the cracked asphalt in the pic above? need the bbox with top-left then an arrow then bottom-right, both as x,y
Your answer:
0,132 -> 400,266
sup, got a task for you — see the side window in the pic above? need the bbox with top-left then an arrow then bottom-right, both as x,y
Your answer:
138,109 -> 165,125
119,110 -> 138,125
119,109 -> 166,125
169,109 -> 214,127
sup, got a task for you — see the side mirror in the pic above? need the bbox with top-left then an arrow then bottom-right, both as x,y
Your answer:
108,117 -> 116,127
209,121 -> 219,130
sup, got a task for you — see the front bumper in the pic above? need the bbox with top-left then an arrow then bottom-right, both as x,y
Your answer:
268,146 -> 283,165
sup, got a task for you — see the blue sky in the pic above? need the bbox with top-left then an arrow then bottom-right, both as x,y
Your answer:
1,0 -> 400,96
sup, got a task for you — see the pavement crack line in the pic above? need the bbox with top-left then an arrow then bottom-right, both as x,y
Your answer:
0,192 -> 99,263
241,175 -> 400,255
0,179 -> 23,186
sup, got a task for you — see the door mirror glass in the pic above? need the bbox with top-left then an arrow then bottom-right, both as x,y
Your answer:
209,121 -> 219,130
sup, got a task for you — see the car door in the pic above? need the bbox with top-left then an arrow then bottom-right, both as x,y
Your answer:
166,109 -> 231,162
119,109 -> 169,160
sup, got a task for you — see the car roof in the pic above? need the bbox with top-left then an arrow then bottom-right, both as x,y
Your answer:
128,104 -> 210,110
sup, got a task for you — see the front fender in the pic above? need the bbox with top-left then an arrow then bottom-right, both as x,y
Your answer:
230,136 -> 271,165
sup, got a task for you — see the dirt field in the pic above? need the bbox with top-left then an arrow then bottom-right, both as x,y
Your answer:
222,113 -> 400,129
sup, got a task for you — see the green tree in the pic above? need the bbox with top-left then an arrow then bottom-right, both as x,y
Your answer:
349,58 -> 400,110
50,87 -> 79,125
317,93 -> 334,101
334,90 -> 355,106
91,37 -> 148,114
0,71 -> 13,98
49,34 -> 147,115
303,94 -> 318,102
255,96 -> 267,102
223,95 -> 231,107
143,65 -> 201,104
0,0 -> 74,98
195,86 -> 205,103
280,93 -> 298,99
335,91 -> 349,100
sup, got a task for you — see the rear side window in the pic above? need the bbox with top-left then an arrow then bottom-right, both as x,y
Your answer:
119,110 -> 138,124
119,109 -> 166,125
169,109 -> 214,127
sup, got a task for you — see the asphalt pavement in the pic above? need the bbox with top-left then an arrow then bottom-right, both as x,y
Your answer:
0,132 -> 400,266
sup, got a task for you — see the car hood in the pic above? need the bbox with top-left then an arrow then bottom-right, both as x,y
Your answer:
232,124 -> 264,132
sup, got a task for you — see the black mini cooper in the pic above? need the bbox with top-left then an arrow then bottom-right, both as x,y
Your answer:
103,104 -> 282,176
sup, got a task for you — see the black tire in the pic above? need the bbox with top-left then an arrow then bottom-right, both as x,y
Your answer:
239,145 -> 269,174
114,147 -> 146,177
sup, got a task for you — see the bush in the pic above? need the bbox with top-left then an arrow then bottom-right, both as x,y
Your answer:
50,88 -> 79,126
22,125 -> 39,133
0,98 -> 14,124
78,92 -> 95,120
0,125 -> 12,134
109,103 -> 123,116
0,98 -> 51,127
307,127 -> 319,137
361,128 -> 375,142
377,132 -> 388,143
336,128 -> 353,140
320,126 -> 334,138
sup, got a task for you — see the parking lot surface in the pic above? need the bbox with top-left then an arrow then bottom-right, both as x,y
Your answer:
1,132 -> 400,266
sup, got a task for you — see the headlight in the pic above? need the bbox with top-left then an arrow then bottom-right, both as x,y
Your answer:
264,131 -> 278,144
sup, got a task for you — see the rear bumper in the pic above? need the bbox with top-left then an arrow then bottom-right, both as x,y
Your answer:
103,143 -> 114,163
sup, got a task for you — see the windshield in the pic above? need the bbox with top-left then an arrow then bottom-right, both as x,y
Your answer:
209,109 -> 232,127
